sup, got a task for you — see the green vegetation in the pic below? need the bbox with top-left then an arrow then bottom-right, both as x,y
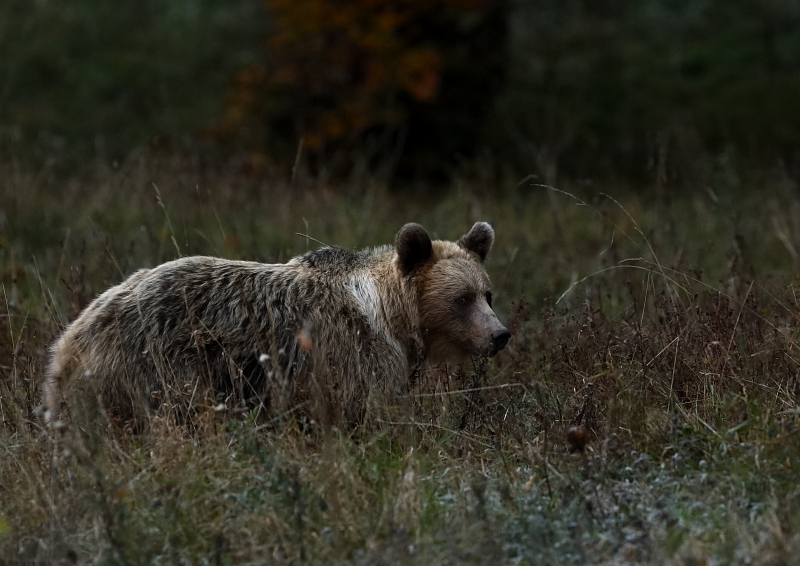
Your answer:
1,160 -> 799,564
0,0 -> 265,164
499,0 -> 800,183
2,1 -> 799,182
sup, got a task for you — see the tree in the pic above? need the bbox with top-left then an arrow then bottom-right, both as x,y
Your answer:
220,0 -> 508,180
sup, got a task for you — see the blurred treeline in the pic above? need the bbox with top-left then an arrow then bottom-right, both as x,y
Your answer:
1,0 -> 799,187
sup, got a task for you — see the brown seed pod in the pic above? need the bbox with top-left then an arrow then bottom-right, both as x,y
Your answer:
567,425 -> 589,453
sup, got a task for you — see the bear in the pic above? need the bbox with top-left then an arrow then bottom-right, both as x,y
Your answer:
42,221 -> 510,428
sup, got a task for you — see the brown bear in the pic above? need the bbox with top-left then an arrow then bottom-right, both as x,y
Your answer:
43,222 -> 510,428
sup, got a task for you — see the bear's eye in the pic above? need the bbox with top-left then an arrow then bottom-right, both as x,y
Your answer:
456,294 -> 471,306
485,292 -> 493,307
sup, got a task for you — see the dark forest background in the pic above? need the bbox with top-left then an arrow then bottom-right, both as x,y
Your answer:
2,0 -> 799,187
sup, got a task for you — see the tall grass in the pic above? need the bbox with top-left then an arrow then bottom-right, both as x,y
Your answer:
1,155 -> 799,564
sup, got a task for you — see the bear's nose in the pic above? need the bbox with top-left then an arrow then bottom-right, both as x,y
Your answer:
491,327 -> 511,353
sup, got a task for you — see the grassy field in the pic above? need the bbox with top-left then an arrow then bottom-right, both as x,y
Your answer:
1,156 -> 799,565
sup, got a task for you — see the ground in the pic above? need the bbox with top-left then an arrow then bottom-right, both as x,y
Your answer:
1,158 -> 799,565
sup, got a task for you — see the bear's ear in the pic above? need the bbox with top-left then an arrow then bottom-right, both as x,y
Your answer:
457,222 -> 495,262
395,223 -> 433,276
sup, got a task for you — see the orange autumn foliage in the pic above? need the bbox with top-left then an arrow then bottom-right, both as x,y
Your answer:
221,0 -> 491,153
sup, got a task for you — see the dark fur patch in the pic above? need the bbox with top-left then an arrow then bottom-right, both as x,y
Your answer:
395,223 -> 433,275
300,247 -> 348,269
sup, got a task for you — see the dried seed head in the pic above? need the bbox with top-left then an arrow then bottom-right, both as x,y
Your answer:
567,425 -> 589,453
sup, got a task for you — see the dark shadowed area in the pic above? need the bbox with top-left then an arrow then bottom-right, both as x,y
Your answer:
2,0 -> 799,184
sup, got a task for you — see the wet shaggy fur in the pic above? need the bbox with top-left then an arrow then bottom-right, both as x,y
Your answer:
43,222 -> 509,428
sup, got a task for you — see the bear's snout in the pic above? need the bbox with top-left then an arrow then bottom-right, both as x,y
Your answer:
489,327 -> 511,356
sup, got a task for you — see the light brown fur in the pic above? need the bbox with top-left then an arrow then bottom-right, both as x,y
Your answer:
43,222 -> 509,428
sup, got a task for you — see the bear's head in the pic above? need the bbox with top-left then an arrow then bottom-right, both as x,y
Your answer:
395,222 -> 510,363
